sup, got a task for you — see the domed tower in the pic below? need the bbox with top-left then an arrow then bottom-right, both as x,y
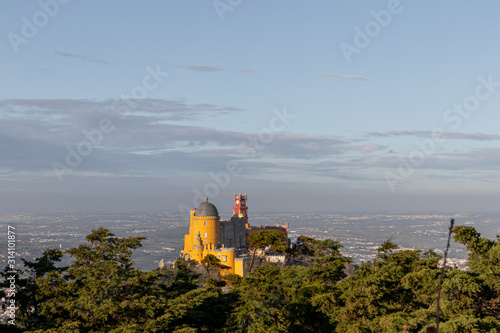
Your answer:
184,198 -> 221,261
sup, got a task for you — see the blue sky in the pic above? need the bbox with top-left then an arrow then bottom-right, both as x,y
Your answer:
1,1 -> 500,214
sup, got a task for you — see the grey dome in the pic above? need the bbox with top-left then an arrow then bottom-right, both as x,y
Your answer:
194,201 -> 219,217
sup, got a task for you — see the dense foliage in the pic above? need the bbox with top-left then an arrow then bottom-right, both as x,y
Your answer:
1,226 -> 499,332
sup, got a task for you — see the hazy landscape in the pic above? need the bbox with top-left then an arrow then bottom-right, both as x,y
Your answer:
2,210 -> 498,272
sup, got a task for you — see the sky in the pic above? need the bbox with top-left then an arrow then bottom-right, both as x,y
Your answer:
1,1 -> 500,215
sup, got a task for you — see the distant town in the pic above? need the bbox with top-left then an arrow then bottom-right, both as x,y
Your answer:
1,211 -> 498,272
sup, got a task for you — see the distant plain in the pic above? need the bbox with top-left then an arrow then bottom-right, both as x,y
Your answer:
1,211 -> 498,272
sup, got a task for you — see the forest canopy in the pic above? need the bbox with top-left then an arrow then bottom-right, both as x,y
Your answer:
1,225 -> 499,332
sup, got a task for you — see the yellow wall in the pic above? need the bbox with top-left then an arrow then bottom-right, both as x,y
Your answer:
200,248 -> 236,275
234,257 -> 252,277
234,258 -> 244,277
183,209 -> 222,262
184,234 -> 191,253
193,215 -> 220,246
183,210 -> 196,252
183,209 -> 237,274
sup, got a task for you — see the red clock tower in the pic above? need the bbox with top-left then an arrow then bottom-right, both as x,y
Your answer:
233,193 -> 248,225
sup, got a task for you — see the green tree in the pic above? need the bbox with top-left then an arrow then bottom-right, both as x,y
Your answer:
227,237 -> 349,333
7,226 -> 499,333
376,239 -> 400,260
144,286 -> 238,332
226,263 -> 290,333
453,225 -> 500,321
201,254 -> 228,279
159,257 -> 199,297
317,242 -> 441,332
29,228 -> 163,332
308,239 -> 350,284
0,249 -> 64,331
295,235 -> 317,256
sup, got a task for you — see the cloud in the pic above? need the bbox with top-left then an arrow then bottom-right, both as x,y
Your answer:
361,146 -> 500,174
7,98 -> 497,192
0,98 -> 243,125
0,98 -> 246,173
54,52 -> 110,65
317,72 -> 370,80
179,65 -> 223,72
3,96 -> 500,209
364,130 -> 500,141
362,143 -> 387,152
178,66 -> 253,74
0,98 -> 389,182
428,148 -> 500,170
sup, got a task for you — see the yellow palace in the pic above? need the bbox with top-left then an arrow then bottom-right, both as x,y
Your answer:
182,193 -> 288,276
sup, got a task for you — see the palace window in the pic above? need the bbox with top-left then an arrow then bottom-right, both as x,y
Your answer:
204,232 -> 207,238
215,232 -> 217,238
204,221 -> 207,226
222,256 -> 227,262
218,253 -> 221,258
195,221 -> 197,226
